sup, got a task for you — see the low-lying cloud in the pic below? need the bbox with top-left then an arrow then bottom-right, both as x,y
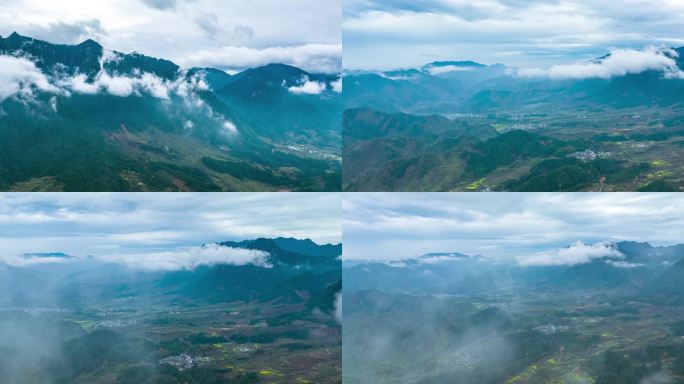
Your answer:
0,50 -> 216,107
606,260 -> 645,269
516,46 -> 684,80
100,244 -> 271,271
418,253 -> 470,264
426,65 -> 475,75
0,56 -> 58,101
2,252 -> 74,267
331,77 -> 342,93
287,76 -> 328,95
61,71 -> 172,99
286,76 -> 343,95
334,292 -> 342,323
222,120 -> 238,134
1,244 -> 271,271
140,0 -> 181,10
62,50 -> 212,100
518,241 -> 624,266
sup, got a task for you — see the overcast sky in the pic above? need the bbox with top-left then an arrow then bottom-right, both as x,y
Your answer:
0,193 -> 340,267
343,193 -> 684,261
343,0 -> 684,70
0,0 -> 341,72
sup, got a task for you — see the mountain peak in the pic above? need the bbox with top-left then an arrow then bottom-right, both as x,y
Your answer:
217,237 -> 341,261
421,60 -> 487,75
5,31 -> 26,42
228,63 -> 312,89
78,38 -> 102,49
425,60 -> 486,68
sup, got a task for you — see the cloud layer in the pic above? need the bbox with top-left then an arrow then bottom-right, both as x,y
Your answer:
0,0 -> 341,73
106,244 -> 271,271
517,46 -> 684,79
0,193 -> 341,269
0,56 -> 57,101
287,76 -> 328,95
343,193 -> 684,261
344,0 -> 684,70
3,252 -> 74,267
1,45 -> 339,105
517,241 -> 623,266
0,50 -> 215,105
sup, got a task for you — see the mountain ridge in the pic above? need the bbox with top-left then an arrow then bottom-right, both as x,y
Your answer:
344,240 -> 684,294
0,33 -> 342,191
0,31 -> 338,78
1,237 -> 342,311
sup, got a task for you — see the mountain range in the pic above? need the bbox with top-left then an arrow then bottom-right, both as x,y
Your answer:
343,48 -> 684,191
344,48 -> 684,114
344,241 -> 684,298
0,32 -> 342,191
0,237 -> 342,313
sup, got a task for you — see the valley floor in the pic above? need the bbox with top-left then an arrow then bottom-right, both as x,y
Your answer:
343,288 -> 684,383
1,299 -> 341,384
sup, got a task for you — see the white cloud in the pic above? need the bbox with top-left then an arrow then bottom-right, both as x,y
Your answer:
517,46 -> 684,79
57,56 -> 174,99
58,72 -> 174,100
63,74 -> 99,94
427,65 -> 475,75
287,76 -> 327,95
517,241 -> 624,266
101,244 -> 271,271
331,77 -> 342,93
418,254 -> 468,264
2,253 -> 74,267
175,71 -> 210,98
343,0 -> 684,70
135,72 -> 171,98
38,51 -> 220,102
184,44 -> 342,73
334,292 -> 342,323
222,120 -> 238,134
99,74 -> 136,96
65,72 -> 171,98
0,55 -> 59,101
606,260 -> 644,268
